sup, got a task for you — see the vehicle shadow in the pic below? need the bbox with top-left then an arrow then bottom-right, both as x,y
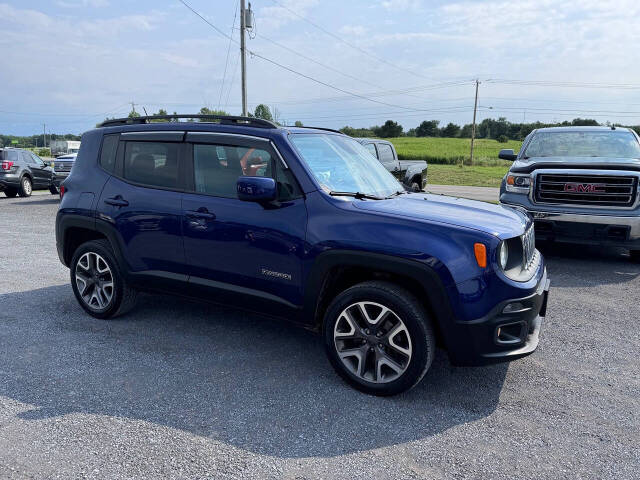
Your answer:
538,241 -> 640,288
0,285 -> 508,459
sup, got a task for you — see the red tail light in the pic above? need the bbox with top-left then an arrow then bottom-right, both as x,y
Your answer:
1,161 -> 14,170
59,185 -> 66,199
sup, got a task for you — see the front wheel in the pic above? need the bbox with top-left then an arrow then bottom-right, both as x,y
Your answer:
323,281 -> 435,396
18,177 -> 32,197
70,239 -> 138,319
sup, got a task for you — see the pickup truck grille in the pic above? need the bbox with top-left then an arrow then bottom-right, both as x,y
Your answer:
54,162 -> 74,172
534,173 -> 637,207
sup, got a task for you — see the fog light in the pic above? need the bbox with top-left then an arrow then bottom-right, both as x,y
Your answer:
502,302 -> 530,314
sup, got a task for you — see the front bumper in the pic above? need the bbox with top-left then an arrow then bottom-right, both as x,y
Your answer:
502,196 -> 640,247
447,269 -> 550,366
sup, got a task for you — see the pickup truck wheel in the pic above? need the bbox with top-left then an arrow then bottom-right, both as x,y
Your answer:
323,281 -> 435,396
70,239 -> 138,319
4,188 -> 17,198
18,177 -> 32,197
411,182 -> 421,192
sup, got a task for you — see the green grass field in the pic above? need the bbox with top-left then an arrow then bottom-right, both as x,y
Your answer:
426,164 -> 510,188
388,137 -> 522,165
383,137 -> 519,187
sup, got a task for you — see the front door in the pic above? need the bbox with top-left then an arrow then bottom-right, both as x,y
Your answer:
181,135 -> 307,310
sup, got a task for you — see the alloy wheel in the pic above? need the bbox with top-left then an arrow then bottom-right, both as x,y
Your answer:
22,178 -> 32,195
75,252 -> 114,310
334,301 -> 412,384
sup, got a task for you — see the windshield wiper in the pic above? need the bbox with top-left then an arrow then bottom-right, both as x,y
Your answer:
329,191 -> 384,200
386,190 -> 407,198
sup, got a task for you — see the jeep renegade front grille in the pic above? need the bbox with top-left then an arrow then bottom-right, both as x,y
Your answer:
535,173 -> 637,207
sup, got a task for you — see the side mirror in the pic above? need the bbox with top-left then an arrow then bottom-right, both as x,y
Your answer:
237,176 -> 277,203
498,149 -> 518,161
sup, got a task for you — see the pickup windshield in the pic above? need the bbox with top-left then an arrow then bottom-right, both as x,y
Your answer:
524,130 -> 640,158
290,133 -> 402,198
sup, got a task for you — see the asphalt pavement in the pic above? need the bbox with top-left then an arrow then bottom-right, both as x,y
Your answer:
425,184 -> 499,203
0,193 -> 638,479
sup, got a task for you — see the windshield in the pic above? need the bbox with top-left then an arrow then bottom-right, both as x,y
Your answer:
290,134 -> 403,198
524,131 -> 640,158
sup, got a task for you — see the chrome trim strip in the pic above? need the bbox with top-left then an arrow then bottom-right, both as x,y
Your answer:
270,141 -> 289,169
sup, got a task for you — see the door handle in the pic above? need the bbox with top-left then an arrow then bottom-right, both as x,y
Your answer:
186,208 -> 216,220
104,196 -> 129,207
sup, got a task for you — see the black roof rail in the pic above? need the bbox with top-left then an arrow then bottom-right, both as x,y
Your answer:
287,125 -> 345,135
98,114 -> 279,129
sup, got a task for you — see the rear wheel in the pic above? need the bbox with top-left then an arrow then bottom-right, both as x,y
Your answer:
70,239 -> 138,319
4,188 -> 17,198
18,177 -> 32,197
323,281 -> 435,396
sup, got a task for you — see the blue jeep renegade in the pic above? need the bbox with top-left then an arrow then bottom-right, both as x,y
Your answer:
56,114 -> 550,396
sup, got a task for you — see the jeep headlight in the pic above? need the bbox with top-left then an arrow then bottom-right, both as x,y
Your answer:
505,174 -> 531,193
498,241 -> 509,269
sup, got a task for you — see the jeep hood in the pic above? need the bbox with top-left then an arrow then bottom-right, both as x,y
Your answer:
352,193 -> 530,239
510,156 -> 640,174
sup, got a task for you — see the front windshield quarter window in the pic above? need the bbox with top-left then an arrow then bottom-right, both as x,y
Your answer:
289,133 -> 403,199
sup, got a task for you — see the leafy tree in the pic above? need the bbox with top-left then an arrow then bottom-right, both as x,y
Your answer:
497,134 -> 509,143
128,109 -> 140,118
294,120 -> 304,127
440,122 -> 461,138
340,126 -> 374,137
405,128 -> 417,137
416,120 -> 440,137
198,107 -> 230,121
372,120 -> 403,138
254,104 -> 273,121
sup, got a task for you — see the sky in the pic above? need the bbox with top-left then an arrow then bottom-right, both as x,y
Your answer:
1,0 -> 640,135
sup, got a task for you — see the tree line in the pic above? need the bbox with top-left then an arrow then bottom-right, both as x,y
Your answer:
340,118 -> 640,141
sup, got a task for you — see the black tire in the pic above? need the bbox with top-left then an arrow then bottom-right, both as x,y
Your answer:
70,239 -> 138,319
49,185 -> 59,195
323,281 -> 435,396
630,250 -> 640,262
18,176 -> 32,197
411,182 -> 421,192
4,188 -> 17,198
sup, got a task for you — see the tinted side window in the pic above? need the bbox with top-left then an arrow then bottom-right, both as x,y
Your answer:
364,143 -> 378,158
193,144 -> 273,198
30,153 -> 44,166
123,142 -> 179,189
22,152 -> 35,164
100,134 -> 119,173
377,143 -> 395,162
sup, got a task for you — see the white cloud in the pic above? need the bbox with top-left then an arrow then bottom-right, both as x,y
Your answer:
339,24 -> 367,36
56,0 -> 110,7
380,0 -> 422,11
258,0 -> 318,30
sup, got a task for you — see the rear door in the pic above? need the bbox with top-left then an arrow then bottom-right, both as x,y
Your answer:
181,132 -> 307,310
96,132 -> 187,282
23,152 -> 47,187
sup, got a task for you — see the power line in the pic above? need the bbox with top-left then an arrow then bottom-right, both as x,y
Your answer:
487,79 -> 640,90
177,0 -> 470,113
267,0 -> 431,80
217,0 -> 239,110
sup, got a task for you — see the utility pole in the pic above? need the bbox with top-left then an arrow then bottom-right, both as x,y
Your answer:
469,79 -> 479,166
43,124 -> 46,148
130,101 -> 136,116
240,0 -> 248,116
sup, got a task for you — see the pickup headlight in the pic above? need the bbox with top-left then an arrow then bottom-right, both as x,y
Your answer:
505,174 -> 531,193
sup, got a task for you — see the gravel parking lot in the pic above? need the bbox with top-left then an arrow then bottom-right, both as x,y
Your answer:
1,193 -> 639,479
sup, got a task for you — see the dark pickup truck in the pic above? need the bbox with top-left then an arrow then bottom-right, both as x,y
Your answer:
499,126 -> 640,261
356,138 -> 427,191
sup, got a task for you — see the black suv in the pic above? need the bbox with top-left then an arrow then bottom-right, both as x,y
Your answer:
0,148 -> 58,197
